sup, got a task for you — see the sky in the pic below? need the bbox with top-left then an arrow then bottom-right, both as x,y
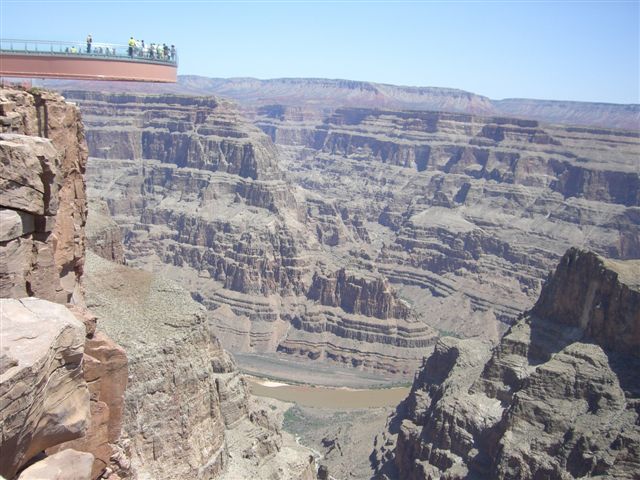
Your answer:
1,0 -> 638,104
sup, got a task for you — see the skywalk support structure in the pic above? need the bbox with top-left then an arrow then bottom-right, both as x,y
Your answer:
0,39 -> 177,83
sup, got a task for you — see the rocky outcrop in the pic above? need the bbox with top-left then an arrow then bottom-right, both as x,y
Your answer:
374,248 -> 640,479
0,88 -> 87,303
0,298 -> 90,479
47,325 -> 128,479
83,250 -> 316,479
530,249 -> 640,356
308,269 -> 411,320
0,87 -> 128,480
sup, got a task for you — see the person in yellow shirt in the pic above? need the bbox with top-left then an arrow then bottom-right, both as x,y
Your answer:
128,36 -> 135,57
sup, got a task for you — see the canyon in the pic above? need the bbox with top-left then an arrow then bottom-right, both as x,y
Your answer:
2,74 -> 638,480
0,87 -> 316,480
58,85 -> 639,379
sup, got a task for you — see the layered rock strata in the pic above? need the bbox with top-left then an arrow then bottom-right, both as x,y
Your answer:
259,107 -> 639,340
64,91 -> 435,376
43,76 -> 640,129
83,250 -> 316,479
57,88 -> 640,374
374,247 -> 640,479
0,87 -> 128,480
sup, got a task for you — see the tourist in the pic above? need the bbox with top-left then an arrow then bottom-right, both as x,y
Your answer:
128,36 -> 135,57
170,45 -> 176,62
142,40 -> 148,58
163,44 -> 169,60
156,43 -> 162,60
149,43 -> 155,59
86,34 -> 92,53
70,45 -> 77,54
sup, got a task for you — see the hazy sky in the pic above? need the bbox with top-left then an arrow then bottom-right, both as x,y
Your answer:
2,1 -> 638,104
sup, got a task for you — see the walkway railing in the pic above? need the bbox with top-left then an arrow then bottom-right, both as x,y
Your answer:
0,38 -> 178,66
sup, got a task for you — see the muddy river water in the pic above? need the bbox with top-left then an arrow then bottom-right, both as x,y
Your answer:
247,377 -> 410,409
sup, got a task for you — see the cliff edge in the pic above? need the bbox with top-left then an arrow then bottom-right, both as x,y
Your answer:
1,87 -> 128,480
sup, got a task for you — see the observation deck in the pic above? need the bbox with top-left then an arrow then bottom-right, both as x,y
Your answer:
0,39 -> 177,83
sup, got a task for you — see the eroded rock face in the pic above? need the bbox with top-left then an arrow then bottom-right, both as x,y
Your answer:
60,89 -> 640,376
83,250 -> 316,479
260,106 -> 639,342
65,91 -> 434,376
0,87 -> 128,480
374,248 -> 640,479
48,328 -> 128,479
0,88 -> 88,304
308,269 -> 411,320
0,298 -> 89,479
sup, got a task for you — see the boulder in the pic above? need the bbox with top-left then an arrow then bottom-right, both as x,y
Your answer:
0,298 -> 89,479
17,449 -> 94,480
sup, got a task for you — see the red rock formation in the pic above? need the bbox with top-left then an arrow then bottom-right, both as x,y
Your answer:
0,88 -> 87,303
0,87 -> 128,480
0,298 -> 90,479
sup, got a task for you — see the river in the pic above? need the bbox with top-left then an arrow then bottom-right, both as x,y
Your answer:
246,376 -> 410,409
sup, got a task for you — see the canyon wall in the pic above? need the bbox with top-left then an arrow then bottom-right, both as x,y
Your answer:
61,89 -> 640,377
67,90 -> 435,376
43,76 -> 640,130
0,87 -> 127,480
258,106 -> 639,340
1,88 -> 87,303
1,86 -> 316,480
374,247 -> 640,479
82,250 -> 316,480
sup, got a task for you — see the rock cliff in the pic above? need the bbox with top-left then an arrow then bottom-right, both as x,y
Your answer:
83,250 -> 316,480
0,87 -> 128,480
57,88 -> 640,376
374,247 -> 640,479
0,298 -> 89,479
260,106 -> 639,341
0,88 -> 87,303
63,90 -> 436,376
